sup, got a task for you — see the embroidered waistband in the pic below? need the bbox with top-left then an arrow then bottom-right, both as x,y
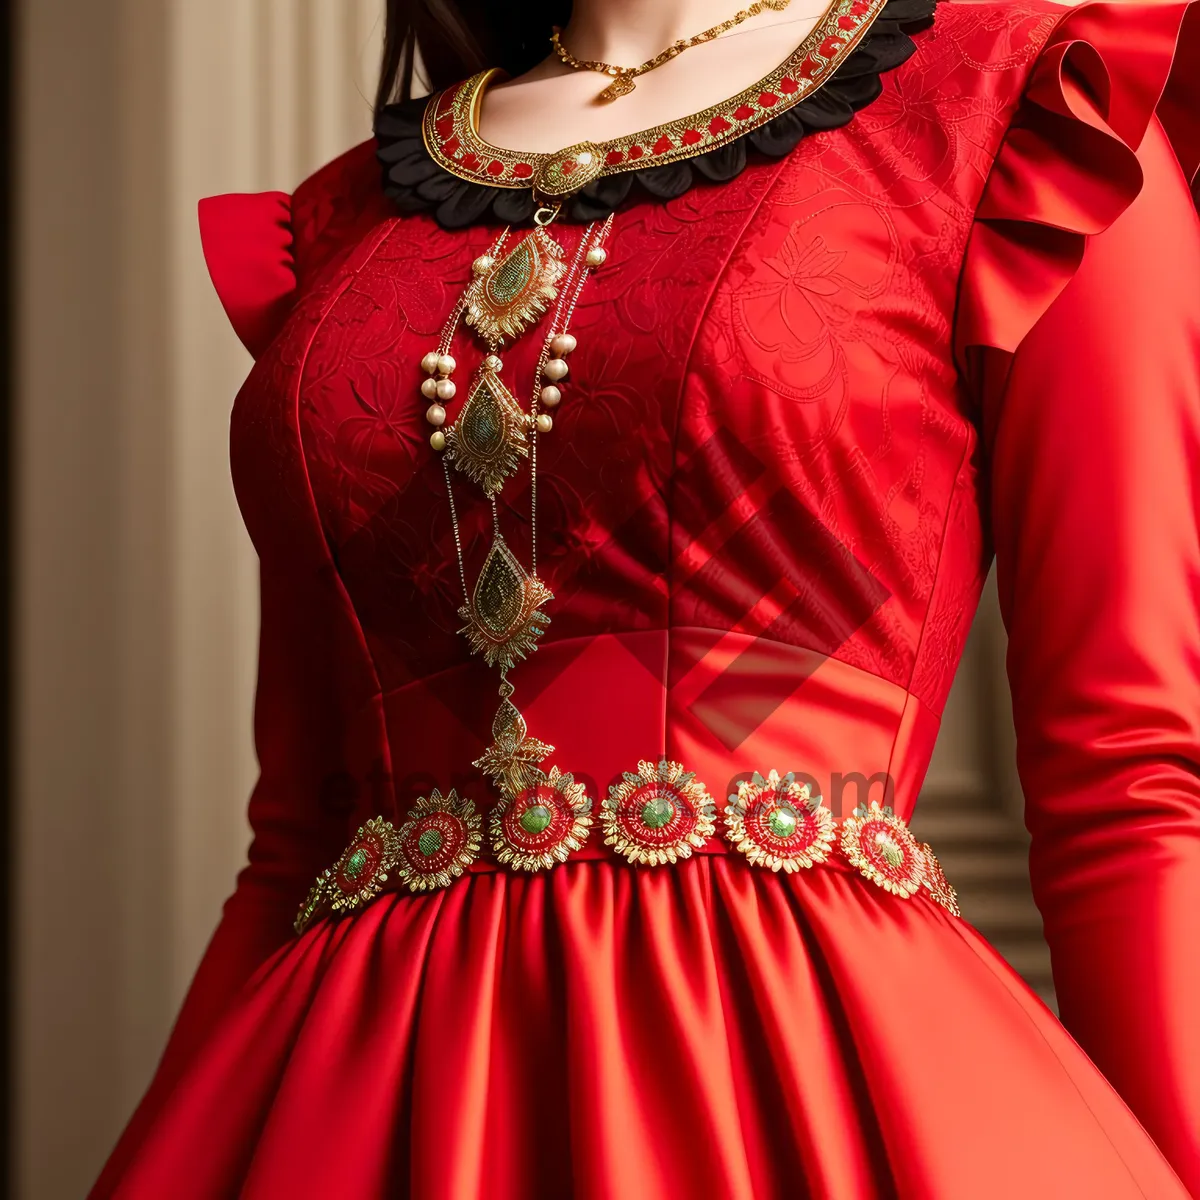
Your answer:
295,761 -> 960,933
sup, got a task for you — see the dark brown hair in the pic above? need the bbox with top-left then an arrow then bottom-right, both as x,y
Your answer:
376,0 -> 574,111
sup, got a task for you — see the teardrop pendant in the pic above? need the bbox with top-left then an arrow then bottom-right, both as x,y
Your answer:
443,361 -> 530,497
457,536 -> 553,671
463,226 -> 567,346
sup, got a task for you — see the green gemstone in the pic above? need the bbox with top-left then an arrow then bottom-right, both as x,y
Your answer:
876,833 -> 903,868
462,380 -> 504,453
520,804 -> 552,834
488,240 -> 536,306
641,796 -> 675,830
418,828 -> 444,857
344,847 -> 369,879
768,806 -> 798,839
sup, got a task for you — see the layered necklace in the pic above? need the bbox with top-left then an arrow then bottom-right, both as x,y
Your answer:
416,204 -> 616,871
552,0 -> 793,101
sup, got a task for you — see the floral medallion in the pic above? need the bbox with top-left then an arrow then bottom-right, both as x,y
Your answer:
918,841 -> 961,916
839,801 -> 926,898
325,817 -> 402,918
490,765 -> 592,871
395,789 -> 483,892
724,769 -> 836,873
601,758 -> 717,866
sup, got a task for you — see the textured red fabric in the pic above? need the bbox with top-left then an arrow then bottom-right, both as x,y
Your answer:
94,2 -> 1200,1196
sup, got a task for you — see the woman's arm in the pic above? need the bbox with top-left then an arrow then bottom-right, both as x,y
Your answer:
987,112 -> 1200,1190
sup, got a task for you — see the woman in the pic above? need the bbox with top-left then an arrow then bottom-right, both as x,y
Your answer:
92,0 -> 1200,1195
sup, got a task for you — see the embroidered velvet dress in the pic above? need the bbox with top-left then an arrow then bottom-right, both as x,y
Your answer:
93,1 -> 1200,1196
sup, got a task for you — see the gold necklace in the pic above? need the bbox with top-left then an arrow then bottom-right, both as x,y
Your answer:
551,0 -> 792,102
414,208 -> 615,875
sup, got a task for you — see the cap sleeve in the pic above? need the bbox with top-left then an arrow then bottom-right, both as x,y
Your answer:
197,191 -> 297,360
955,0 -> 1200,415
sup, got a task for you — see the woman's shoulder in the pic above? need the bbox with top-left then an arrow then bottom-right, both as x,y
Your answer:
290,137 -> 394,284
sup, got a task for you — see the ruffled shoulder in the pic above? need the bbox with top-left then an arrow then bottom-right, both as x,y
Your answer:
955,0 -> 1200,401
198,191 -> 295,360
198,141 -> 390,360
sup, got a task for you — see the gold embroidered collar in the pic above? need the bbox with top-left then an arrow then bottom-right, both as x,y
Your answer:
421,0 -> 888,199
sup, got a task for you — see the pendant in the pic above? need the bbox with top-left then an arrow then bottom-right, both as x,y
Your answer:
458,537 -> 553,671
464,226 -> 566,346
598,74 -> 637,102
473,684 -> 554,795
443,362 -> 531,497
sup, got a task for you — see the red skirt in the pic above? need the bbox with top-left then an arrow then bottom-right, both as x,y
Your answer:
94,853 -> 1188,1198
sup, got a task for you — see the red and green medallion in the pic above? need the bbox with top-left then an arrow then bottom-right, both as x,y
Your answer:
601,758 -> 717,866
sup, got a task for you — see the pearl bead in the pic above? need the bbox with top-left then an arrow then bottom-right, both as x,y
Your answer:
421,378 -> 440,400
421,351 -> 441,375
484,354 -> 503,372
436,379 -> 457,401
426,403 -> 446,427
543,358 -> 569,382
586,246 -> 608,267
473,255 -> 494,275
550,333 -> 577,357
540,385 -> 562,408
430,430 -> 447,451
437,354 -> 457,376
536,413 -> 554,434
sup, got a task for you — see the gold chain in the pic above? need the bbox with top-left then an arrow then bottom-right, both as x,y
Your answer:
551,0 -> 792,101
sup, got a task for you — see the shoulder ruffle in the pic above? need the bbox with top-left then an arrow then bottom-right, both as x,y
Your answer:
198,192 -> 295,360
375,0 -> 937,229
955,0 -> 1200,396
199,141 -> 390,360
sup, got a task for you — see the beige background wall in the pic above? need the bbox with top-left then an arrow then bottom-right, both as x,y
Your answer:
14,4 -> 382,1196
11,5 -> 1026,1198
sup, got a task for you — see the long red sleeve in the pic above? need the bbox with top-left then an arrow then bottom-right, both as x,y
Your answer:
986,113 -> 1200,1190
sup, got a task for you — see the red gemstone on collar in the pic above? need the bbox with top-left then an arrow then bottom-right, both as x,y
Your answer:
733,104 -> 755,121
652,135 -> 673,155
628,144 -> 645,160
606,150 -> 625,165
709,116 -> 732,135
759,92 -> 779,107
798,56 -> 821,79
486,159 -> 504,176
779,77 -> 799,95
820,35 -> 844,56
681,129 -> 703,145
838,14 -> 858,28
513,162 -> 534,178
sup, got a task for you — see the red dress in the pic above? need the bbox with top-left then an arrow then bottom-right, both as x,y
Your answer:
94,2 -> 1200,1196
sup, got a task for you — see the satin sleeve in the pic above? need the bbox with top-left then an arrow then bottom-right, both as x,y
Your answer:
956,2 -> 1200,1190
197,191 -> 297,359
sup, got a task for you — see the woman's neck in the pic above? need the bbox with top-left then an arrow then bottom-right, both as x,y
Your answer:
563,0 -> 769,64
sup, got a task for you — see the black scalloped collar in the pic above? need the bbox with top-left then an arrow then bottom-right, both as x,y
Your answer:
375,0 -> 935,229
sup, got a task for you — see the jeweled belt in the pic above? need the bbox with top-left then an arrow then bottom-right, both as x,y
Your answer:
294,761 -> 960,934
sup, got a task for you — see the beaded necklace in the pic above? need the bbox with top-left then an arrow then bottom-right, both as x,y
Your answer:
414,206 -> 615,870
